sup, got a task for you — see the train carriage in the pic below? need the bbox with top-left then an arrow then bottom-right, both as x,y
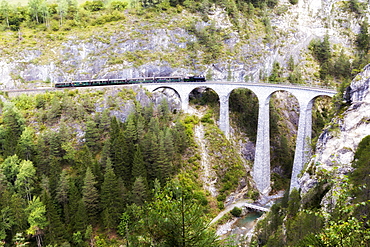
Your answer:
55,75 -> 206,88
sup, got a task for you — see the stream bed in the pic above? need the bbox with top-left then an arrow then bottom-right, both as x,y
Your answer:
221,211 -> 264,246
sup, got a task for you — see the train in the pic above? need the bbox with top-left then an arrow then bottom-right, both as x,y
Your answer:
55,75 -> 206,88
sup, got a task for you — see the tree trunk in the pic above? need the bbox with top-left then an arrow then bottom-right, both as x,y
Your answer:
36,233 -> 42,247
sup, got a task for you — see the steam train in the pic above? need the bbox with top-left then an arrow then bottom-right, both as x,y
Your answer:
55,75 -> 206,88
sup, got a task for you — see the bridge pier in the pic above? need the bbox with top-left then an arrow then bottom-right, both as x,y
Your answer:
218,94 -> 230,138
253,91 -> 273,195
178,91 -> 190,113
290,97 -> 314,191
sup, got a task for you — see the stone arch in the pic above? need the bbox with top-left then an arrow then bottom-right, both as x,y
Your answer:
188,86 -> 221,114
228,87 -> 260,161
151,86 -> 182,99
269,90 -> 300,192
289,92 -> 334,191
148,85 -> 191,112
152,86 -> 182,113
311,95 -> 333,142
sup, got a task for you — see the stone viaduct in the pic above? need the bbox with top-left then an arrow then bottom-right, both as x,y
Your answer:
143,82 -> 336,194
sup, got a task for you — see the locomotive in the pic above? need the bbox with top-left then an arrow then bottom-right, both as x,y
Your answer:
55,75 -> 206,88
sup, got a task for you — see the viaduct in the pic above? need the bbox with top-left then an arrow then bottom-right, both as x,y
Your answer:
5,82 -> 336,194
142,82 -> 336,194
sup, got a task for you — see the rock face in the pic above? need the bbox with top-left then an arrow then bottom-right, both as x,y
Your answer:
300,64 -> 370,194
0,1 -> 368,88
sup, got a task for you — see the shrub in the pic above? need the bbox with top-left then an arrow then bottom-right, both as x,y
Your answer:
110,1 -> 128,11
83,1 -> 105,12
230,206 -> 242,217
200,111 -> 214,124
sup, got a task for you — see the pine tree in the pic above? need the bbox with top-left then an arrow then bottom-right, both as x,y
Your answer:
117,177 -> 128,206
49,131 -> 63,159
100,140 -> 111,169
356,20 -> 370,53
85,118 -> 100,152
42,191 -> 66,245
82,167 -> 100,223
68,180 -> 82,233
132,145 -> 147,181
75,144 -> 95,176
2,105 -> 25,157
143,117 -> 160,183
111,129 -> 130,184
136,114 -> 145,142
157,130 -> 171,182
159,98 -> 170,123
56,170 -> 69,221
172,120 -> 189,154
101,158 -> 123,230
121,114 -> 137,184
131,176 -> 148,206
74,199 -> 88,233
164,128 -> 175,162
100,109 -> 111,132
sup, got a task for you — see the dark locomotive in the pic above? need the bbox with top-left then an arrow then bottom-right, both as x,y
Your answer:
55,75 -> 206,88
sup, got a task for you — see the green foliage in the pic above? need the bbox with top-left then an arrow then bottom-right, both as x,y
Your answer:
125,180 -> 221,246
0,88 -> 228,245
269,99 -> 295,192
204,124 -> 244,198
26,197 -> 48,247
101,159 -> 123,230
185,23 -> 225,63
230,206 -> 242,217
1,104 -> 25,158
15,160 -> 36,202
229,88 -> 258,142
348,0 -> 366,16
83,1 -> 105,12
287,188 -> 300,218
84,118 -> 100,152
110,1 -> 128,11
82,167 -> 100,223
349,135 -> 370,217
356,20 -> 370,53
309,35 -> 332,80
268,61 -> 282,83
200,110 -> 214,124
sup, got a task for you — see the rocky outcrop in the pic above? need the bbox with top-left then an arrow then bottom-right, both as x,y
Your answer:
300,64 -> 370,194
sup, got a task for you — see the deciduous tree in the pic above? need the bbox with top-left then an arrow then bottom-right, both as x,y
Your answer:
26,197 -> 48,247
15,160 -> 36,202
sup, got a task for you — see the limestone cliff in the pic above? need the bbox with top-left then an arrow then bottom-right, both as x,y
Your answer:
300,64 -> 370,194
0,0 -> 368,88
